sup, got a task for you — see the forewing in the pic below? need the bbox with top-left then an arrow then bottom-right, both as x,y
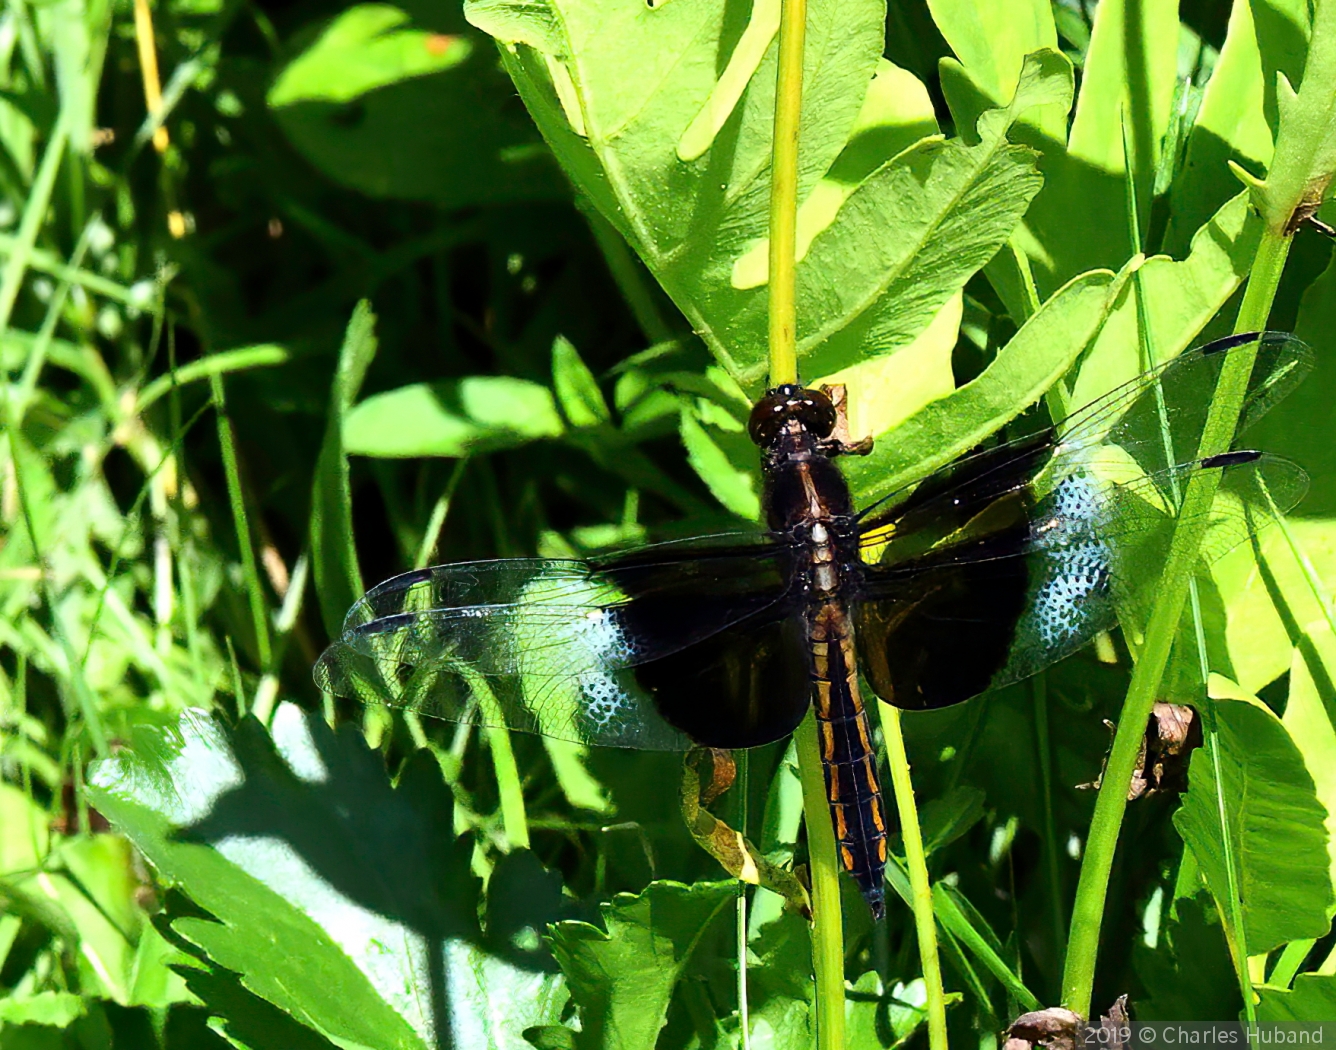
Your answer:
314,540 -> 802,749
856,452 -> 1308,711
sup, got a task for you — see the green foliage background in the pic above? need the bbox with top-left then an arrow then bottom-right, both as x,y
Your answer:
1,0 -> 1336,1046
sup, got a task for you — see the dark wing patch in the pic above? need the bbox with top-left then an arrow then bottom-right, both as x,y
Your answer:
314,539 -> 803,750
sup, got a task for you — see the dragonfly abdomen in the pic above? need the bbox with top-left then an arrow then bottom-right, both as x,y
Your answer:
809,601 -> 888,920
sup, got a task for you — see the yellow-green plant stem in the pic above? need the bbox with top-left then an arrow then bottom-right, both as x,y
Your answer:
766,0 -> 805,387
767,0 -> 843,1039
795,713 -> 845,1050
881,702 -> 948,1050
1060,225 -> 1293,1018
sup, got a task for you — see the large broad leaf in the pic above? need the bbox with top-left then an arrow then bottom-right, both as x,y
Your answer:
466,0 -> 1070,391
269,4 -> 561,207
1173,697 -> 1334,956
87,705 -> 566,1050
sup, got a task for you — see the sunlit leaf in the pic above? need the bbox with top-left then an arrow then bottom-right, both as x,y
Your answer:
1174,696 -> 1334,955
346,376 -> 565,458
88,705 -> 566,1050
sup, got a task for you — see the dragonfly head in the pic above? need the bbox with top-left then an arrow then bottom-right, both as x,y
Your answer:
749,384 -> 837,448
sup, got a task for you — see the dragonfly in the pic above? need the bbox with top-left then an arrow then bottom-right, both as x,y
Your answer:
314,331 -> 1310,919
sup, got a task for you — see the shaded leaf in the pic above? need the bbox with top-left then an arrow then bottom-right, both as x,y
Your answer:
269,5 -> 472,107
547,881 -> 733,1050
551,336 -> 609,428
270,5 -> 559,206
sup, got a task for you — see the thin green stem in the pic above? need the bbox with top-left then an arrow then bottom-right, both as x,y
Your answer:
415,458 -> 469,570
0,116 -> 69,336
1060,225 -> 1293,1017
209,372 -> 273,678
766,0 -> 805,387
1032,675 -> 1065,961
737,748 -> 751,1050
795,712 -> 844,1050
881,702 -> 947,1050
766,0 -> 843,1037
455,662 -> 530,851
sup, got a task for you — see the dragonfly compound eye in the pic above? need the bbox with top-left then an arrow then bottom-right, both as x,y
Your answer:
748,385 -> 837,445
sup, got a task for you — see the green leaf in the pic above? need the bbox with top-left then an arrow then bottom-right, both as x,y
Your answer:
1035,0 -> 1178,294
551,336 -> 609,428
172,958 -> 342,1050
812,292 -> 958,441
1238,0 -> 1333,232
1284,637 -> 1336,902
926,0 -> 1066,140
311,302 -> 377,638
1162,0 -> 1288,254
269,5 -> 472,106
1257,974 -> 1336,1021
1210,256 -> 1336,690
1133,894 -> 1242,1022
1213,517 -> 1336,700
469,0 -> 1065,390
467,0 -> 881,389
345,376 -> 565,458
840,264 -> 1125,506
776,50 -> 1068,384
1245,247 -> 1336,515
0,782 -> 48,874
1066,190 -> 1263,412
270,5 -> 559,206
918,785 -> 985,854
0,992 -> 86,1027
1173,697 -> 1335,956
87,705 -> 566,1050
678,405 -> 761,521
547,881 -> 733,1050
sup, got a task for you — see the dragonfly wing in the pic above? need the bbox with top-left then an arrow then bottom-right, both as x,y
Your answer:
315,539 -> 810,749
855,451 -> 1308,710
857,331 -> 1312,533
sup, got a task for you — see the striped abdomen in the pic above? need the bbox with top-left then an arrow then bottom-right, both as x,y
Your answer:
808,600 -> 888,920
